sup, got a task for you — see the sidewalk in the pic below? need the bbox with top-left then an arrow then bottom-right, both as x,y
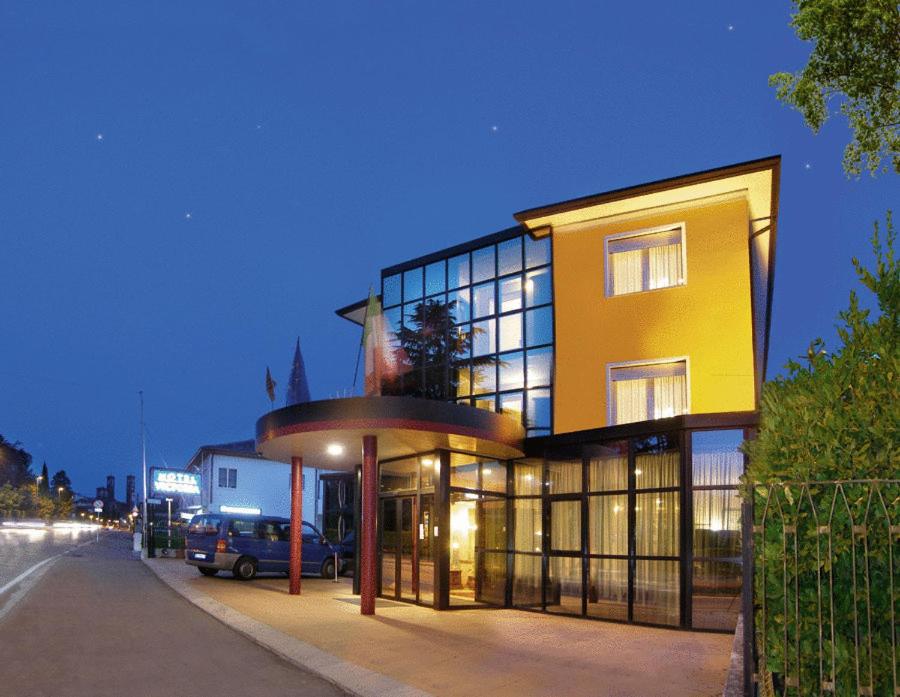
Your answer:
145,558 -> 732,697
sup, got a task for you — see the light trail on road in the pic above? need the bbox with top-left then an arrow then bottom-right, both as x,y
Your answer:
0,525 -> 102,592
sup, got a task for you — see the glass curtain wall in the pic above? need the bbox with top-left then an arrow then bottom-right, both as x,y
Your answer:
381,233 -> 553,437
378,453 -> 436,607
511,432 -> 694,628
691,430 -> 744,630
448,452 -> 507,607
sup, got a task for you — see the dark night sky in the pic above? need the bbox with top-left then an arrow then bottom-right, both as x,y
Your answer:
0,2 -> 894,495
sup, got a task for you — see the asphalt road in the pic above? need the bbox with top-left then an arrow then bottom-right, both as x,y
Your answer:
0,524 -> 96,591
0,532 -> 347,697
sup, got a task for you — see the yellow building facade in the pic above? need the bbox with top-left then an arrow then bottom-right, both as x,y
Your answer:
515,157 -> 779,433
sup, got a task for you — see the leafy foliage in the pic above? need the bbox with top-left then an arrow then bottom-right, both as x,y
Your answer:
744,215 -> 899,694
388,298 -> 495,399
769,0 -> 900,176
744,213 -> 899,482
0,483 -> 25,517
0,434 -> 34,487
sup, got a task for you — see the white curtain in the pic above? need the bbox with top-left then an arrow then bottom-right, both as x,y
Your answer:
693,451 -> 743,487
648,242 -> 683,289
611,249 -> 643,295
614,378 -> 648,424
652,374 -> 686,419
589,495 -> 628,555
513,499 -> 542,552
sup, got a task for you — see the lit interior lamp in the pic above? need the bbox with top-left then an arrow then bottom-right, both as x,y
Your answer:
483,468 -> 492,476
634,469 -> 642,476
612,504 -> 622,514
326,443 -> 344,457
421,458 -> 433,467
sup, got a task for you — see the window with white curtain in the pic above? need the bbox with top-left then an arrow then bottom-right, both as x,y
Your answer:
606,225 -> 685,296
608,360 -> 688,425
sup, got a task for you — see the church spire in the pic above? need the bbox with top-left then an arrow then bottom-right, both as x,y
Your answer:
285,337 -> 311,406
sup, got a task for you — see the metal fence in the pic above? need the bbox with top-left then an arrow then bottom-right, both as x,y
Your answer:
747,480 -> 899,697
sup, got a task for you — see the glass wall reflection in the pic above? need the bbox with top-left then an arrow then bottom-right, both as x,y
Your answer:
381,232 -> 552,436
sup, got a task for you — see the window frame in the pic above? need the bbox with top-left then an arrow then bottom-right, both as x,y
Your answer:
606,356 -> 691,426
604,222 -> 687,298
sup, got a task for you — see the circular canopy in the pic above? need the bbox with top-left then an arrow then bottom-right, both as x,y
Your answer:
256,396 -> 525,470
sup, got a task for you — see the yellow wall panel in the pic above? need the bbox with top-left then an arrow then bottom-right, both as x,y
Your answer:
552,197 -> 755,433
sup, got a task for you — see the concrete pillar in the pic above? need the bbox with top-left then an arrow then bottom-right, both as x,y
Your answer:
289,456 -> 303,595
360,435 -> 377,615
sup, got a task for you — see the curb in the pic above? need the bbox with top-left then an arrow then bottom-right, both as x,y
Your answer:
142,558 -> 431,697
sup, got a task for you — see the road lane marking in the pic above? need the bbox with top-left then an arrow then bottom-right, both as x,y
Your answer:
0,554 -> 61,597
0,554 -> 62,624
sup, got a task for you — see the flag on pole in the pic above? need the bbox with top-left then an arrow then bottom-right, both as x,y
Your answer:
362,289 -> 410,396
265,366 -> 276,404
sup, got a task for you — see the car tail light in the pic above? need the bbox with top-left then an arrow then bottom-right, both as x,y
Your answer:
216,539 -> 227,553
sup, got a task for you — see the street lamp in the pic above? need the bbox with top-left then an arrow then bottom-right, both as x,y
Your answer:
165,498 -> 174,550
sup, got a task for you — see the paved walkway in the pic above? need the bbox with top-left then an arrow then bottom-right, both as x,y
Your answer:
0,533 -> 346,697
147,557 -> 733,697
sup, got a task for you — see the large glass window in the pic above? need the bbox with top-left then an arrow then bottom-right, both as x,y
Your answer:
383,273 -> 401,307
606,225 -> 685,296
425,260 -> 445,297
497,237 -> 522,276
472,246 -> 495,284
499,276 -> 522,312
380,232 -> 552,432
448,253 -> 469,289
608,359 -> 687,425
403,267 -> 423,301
692,429 -> 745,630
525,267 -> 552,307
525,234 -> 550,269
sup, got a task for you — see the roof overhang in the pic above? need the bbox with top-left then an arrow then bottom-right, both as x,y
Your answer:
513,155 -> 780,235
256,396 -> 525,471
335,297 -> 370,326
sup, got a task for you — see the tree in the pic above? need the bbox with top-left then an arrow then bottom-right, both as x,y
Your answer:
744,213 -> 898,481
51,470 -> 72,499
38,462 -> 50,495
0,434 -> 34,487
391,298 -> 496,399
0,483 -> 25,518
769,0 -> 900,176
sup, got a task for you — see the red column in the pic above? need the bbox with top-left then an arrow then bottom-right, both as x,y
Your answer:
360,435 -> 377,615
289,456 -> 303,595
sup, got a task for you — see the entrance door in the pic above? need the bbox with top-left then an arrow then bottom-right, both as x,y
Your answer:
379,496 -> 418,602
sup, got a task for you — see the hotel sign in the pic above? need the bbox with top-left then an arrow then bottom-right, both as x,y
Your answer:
150,468 -> 201,496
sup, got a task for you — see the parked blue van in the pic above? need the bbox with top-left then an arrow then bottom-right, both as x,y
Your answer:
185,513 -> 339,581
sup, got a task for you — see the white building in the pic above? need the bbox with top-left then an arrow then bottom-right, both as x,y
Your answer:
184,440 -> 322,525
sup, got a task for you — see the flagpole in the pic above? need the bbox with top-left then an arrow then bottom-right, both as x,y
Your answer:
140,390 -> 148,558
352,286 -> 373,392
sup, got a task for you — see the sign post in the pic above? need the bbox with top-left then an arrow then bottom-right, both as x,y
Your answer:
93,500 -> 103,541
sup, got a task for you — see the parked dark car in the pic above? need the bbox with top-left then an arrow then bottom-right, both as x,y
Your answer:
184,513 -> 339,580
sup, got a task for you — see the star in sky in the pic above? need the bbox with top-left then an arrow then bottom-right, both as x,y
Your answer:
727,24 -> 734,31
184,212 -> 192,220
96,133 -> 104,141
490,125 -> 499,133
804,162 -> 812,170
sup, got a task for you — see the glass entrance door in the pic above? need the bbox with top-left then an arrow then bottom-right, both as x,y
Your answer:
379,496 -> 419,603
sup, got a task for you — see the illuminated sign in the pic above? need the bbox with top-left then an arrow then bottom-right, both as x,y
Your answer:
219,505 -> 261,515
150,468 -> 201,496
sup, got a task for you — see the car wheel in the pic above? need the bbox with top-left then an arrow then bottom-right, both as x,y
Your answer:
321,558 -> 336,579
198,567 -> 218,577
233,556 -> 258,581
